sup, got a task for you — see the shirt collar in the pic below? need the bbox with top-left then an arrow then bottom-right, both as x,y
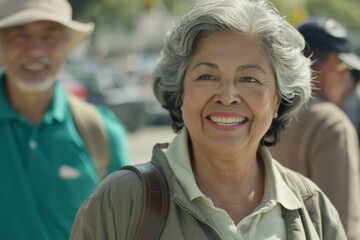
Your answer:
0,73 -> 68,123
45,81 -> 67,123
258,146 -> 302,210
166,128 -> 204,200
166,127 -> 302,210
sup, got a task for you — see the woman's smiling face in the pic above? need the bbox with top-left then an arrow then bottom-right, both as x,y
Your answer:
182,32 -> 281,154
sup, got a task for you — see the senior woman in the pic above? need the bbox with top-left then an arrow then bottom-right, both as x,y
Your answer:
71,0 -> 346,239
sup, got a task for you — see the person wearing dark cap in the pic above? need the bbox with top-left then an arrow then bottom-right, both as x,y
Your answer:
342,73 -> 360,138
299,17 -> 360,106
300,17 -> 360,134
343,69 -> 360,132
270,16 -> 360,239
0,0 -> 129,239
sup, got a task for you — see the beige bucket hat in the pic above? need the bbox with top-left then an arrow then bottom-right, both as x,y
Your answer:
0,0 -> 94,50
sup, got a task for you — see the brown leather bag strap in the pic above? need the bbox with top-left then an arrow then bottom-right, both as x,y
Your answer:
121,163 -> 169,240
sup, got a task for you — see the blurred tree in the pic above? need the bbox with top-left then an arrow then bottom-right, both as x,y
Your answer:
68,0 -> 196,55
72,0 -> 360,30
305,0 -> 360,30
270,0 -> 360,30
87,0 -> 139,31
70,0 -> 195,31
69,0 -> 89,19
144,0 -> 161,11
70,0 -> 360,54
271,0 -> 309,26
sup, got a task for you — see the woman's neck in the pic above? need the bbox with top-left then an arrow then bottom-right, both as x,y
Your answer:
192,146 -> 265,223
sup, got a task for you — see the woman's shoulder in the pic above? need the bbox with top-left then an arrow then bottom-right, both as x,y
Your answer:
89,167 -> 144,203
274,160 -> 322,195
274,161 -> 345,231
71,166 -> 147,239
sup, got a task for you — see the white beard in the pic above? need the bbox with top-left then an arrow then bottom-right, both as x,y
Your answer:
13,55 -> 56,92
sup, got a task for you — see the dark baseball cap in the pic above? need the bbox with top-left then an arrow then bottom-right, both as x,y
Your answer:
298,16 -> 360,71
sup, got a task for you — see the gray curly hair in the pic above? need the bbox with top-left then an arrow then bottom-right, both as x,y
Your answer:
153,0 -> 312,146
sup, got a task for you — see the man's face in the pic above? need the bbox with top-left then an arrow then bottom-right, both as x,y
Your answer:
315,52 -> 354,105
0,21 -> 68,92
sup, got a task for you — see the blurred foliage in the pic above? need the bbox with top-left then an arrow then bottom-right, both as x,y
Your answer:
305,0 -> 360,30
69,0 -> 360,54
71,0 -> 139,30
70,0 -> 194,31
270,0 -> 309,26
270,0 -> 360,30
71,0 -> 360,31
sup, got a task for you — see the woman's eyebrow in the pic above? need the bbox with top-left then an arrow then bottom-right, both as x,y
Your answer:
191,62 -> 267,74
237,64 -> 267,74
191,61 -> 218,70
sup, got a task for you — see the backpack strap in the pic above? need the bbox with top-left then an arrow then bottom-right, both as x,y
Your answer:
68,94 -> 110,180
120,163 -> 170,240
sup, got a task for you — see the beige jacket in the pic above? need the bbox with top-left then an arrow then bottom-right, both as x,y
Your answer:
71,143 -> 346,240
270,99 -> 360,239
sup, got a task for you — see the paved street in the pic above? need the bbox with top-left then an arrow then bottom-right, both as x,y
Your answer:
127,125 -> 175,164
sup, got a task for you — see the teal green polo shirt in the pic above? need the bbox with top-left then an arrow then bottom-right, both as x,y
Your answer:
0,74 -> 129,240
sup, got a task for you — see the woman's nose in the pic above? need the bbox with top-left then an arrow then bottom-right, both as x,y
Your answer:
213,81 -> 242,105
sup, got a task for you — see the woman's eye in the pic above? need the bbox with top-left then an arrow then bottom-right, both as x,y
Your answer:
198,74 -> 215,81
241,76 -> 260,84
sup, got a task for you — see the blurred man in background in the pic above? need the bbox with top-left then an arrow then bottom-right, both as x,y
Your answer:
343,69 -> 360,136
0,0 -> 129,239
270,16 -> 360,239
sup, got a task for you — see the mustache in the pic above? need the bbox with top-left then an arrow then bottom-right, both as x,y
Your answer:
16,56 -> 52,67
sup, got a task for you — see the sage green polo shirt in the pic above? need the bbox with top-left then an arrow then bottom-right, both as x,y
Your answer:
0,74 -> 129,240
166,128 -> 302,240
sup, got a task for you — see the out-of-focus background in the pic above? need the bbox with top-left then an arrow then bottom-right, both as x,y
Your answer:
63,0 -> 360,132
63,0 -> 360,164
4,0 -> 360,163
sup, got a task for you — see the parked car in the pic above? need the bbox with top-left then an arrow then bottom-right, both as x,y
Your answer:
64,58 -> 147,132
123,54 -> 171,125
58,69 -> 88,100
137,71 -> 171,125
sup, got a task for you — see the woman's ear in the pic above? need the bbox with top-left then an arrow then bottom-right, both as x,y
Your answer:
275,91 -> 282,112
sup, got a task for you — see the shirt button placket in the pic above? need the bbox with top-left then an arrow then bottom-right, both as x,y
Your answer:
29,129 -> 39,161
29,140 -> 38,160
